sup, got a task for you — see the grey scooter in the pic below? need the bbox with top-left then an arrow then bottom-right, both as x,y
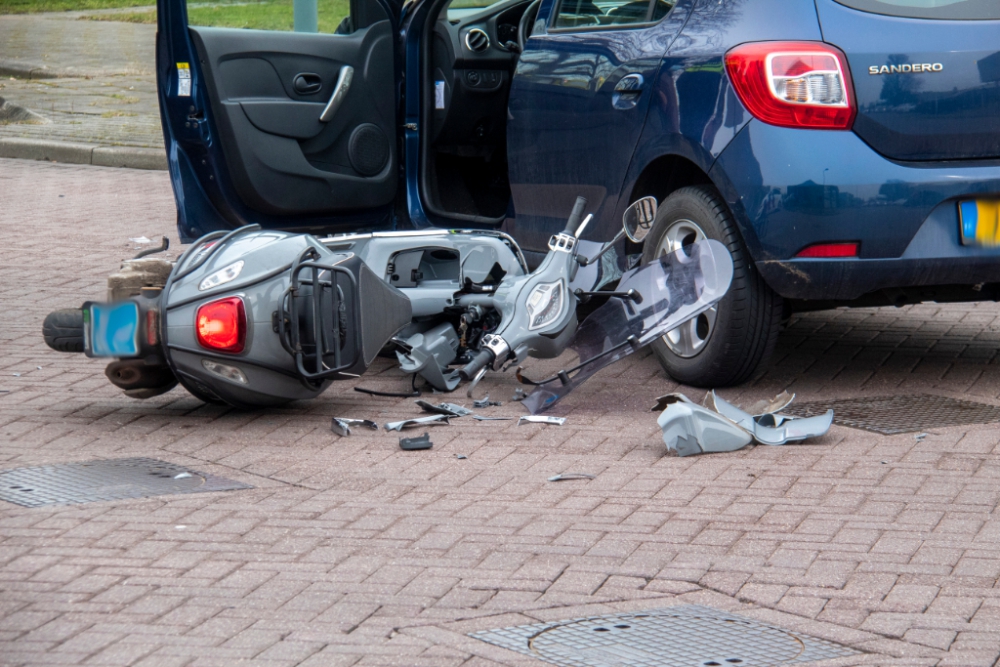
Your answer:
42,197 -> 733,410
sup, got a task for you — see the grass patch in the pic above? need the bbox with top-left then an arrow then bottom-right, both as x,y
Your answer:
1,0 -> 153,14
79,0 -> 350,30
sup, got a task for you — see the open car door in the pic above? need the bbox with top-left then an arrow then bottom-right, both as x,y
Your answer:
156,0 -> 401,242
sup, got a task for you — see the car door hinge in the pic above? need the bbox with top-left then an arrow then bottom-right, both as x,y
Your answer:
404,122 -> 417,131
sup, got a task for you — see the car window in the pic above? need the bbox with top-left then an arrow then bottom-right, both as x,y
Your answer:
832,0 -> 1000,20
553,0 -> 675,30
446,0 -> 506,21
184,0 -> 381,34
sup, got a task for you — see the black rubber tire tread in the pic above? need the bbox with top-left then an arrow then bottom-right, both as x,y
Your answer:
642,184 -> 783,387
42,308 -> 85,353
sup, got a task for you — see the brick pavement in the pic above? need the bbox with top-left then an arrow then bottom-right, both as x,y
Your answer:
4,158 -> 1000,666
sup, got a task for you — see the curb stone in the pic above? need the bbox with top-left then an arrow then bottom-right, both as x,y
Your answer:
0,137 -> 166,170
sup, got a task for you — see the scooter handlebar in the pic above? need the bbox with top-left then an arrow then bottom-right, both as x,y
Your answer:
459,347 -> 494,381
563,196 -> 588,235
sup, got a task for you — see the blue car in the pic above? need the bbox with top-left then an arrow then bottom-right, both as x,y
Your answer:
155,0 -> 1000,386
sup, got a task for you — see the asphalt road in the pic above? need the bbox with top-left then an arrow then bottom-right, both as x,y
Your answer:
4,159 -> 1000,666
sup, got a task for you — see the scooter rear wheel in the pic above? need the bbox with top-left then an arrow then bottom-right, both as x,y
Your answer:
43,309 -> 85,353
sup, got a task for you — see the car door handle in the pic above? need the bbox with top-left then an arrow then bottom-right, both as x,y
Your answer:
320,65 -> 354,122
294,73 -> 322,95
614,73 -> 644,95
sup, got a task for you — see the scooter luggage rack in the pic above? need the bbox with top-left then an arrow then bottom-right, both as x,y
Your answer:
279,249 -> 361,385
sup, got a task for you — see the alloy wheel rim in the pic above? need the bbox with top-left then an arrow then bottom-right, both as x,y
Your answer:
657,218 -> 718,359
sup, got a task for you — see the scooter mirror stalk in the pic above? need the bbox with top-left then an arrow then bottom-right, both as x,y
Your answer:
623,196 -> 657,243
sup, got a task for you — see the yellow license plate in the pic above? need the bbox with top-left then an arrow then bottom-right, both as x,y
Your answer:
959,199 -> 1000,246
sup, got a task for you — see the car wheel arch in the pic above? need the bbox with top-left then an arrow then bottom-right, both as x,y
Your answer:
623,151 -> 768,267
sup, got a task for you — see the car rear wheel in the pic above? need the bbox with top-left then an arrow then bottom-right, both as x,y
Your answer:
642,185 -> 782,387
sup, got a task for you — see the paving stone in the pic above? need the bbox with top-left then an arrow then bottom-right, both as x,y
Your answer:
5,159 -> 1000,664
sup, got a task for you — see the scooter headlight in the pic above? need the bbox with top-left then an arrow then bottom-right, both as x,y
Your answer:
525,280 -> 565,331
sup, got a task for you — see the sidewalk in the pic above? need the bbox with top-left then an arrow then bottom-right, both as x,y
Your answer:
0,10 -> 165,169
4,158 -> 1000,666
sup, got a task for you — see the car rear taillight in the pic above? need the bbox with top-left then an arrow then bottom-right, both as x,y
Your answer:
196,297 -> 246,353
725,41 -> 855,130
796,242 -> 859,258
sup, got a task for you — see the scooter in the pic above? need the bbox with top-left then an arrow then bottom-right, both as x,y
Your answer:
42,197 -> 733,411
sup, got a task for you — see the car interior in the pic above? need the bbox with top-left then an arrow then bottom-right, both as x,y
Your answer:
420,0 -> 674,224
419,0 -> 534,225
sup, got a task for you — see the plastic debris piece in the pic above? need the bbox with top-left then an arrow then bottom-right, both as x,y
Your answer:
708,391 -> 834,446
129,236 -> 152,244
35,366 -> 42,371
455,454 -> 468,459
512,388 -> 527,401
915,433 -> 927,440
749,390 -> 795,416
173,472 -> 193,480
473,396 -> 502,408
11,373 -> 21,377
657,394 -> 753,457
518,415 -> 566,426
332,418 -> 380,437
472,415 -> 513,421
399,433 -> 433,450
385,414 -> 451,431
547,473 -> 595,482
416,400 -> 472,417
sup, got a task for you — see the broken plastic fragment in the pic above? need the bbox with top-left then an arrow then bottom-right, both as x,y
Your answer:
331,418 -> 380,437
657,394 -> 752,457
512,388 -> 527,401
399,432 -> 433,450
473,396 -> 502,408
748,390 -> 795,416
455,454 -> 468,459
129,236 -> 152,244
416,400 -> 472,417
547,473 -> 595,482
708,391 -> 832,446
472,415 -> 513,421
915,433 -> 927,441
385,414 -> 451,431
11,373 -> 21,377
518,415 -> 565,426
173,472 -> 192,480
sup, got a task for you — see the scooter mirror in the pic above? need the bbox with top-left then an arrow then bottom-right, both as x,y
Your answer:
623,196 -> 657,243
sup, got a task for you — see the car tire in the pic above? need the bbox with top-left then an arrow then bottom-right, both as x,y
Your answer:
642,184 -> 782,387
42,308 -> 85,353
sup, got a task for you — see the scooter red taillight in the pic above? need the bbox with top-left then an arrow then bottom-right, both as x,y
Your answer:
196,297 -> 246,353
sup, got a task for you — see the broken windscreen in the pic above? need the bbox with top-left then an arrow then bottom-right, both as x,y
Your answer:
520,239 -> 734,414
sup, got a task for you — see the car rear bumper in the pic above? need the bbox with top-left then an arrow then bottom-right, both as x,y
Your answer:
710,120 -> 1000,301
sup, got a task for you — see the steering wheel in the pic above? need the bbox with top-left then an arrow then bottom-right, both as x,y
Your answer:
518,0 -> 542,53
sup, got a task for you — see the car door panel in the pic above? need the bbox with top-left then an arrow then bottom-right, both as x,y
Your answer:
507,0 -> 693,251
240,102 -> 326,140
189,23 -> 397,217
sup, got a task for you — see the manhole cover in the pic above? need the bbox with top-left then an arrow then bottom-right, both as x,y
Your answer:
0,457 -> 250,508
782,393 -> 1000,435
471,605 -> 859,667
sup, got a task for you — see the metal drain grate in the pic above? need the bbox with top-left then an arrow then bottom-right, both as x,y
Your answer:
0,457 -> 250,508
782,393 -> 1000,435
471,605 -> 858,667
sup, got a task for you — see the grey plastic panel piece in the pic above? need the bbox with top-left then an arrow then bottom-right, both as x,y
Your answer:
656,394 -> 752,457
708,392 -> 833,446
397,323 -> 461,391
189,22 -> 397,216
